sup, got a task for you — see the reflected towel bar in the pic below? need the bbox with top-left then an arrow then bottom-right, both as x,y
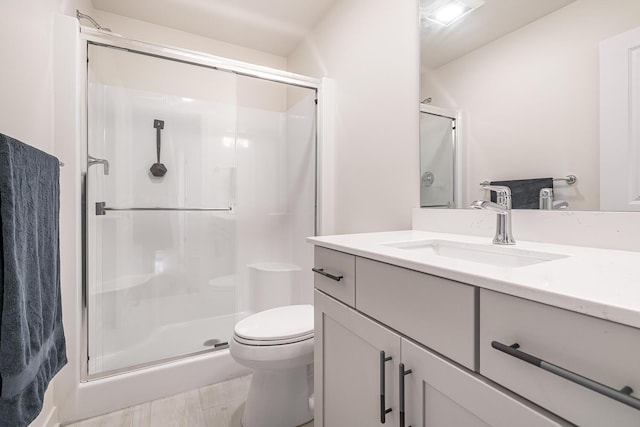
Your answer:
480,175 -> 577,186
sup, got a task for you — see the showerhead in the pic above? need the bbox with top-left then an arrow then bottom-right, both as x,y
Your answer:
150,119 -> 167,178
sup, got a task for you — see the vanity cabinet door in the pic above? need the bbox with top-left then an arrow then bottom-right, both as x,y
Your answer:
356,257 -> 476,369
401,339 -> 568,427
313,247 -> 356,307
480,289 -> 640,427
315,290 -> 401,427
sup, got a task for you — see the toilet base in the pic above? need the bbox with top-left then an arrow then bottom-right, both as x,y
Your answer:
242,365 -> 313,427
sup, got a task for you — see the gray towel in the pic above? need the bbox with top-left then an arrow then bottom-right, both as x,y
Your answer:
0,133 -> 67,427
489,178 -> 553,209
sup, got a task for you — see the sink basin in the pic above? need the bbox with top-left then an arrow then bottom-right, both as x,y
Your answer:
382,239 -> 568,268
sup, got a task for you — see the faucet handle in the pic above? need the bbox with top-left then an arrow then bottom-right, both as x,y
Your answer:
481,185 -> 511,195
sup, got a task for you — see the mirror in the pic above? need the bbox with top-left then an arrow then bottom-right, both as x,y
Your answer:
419,0 -> 640,211
420,105 -> 459,207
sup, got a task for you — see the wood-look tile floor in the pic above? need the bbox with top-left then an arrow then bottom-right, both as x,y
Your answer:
64,375 -> 314,427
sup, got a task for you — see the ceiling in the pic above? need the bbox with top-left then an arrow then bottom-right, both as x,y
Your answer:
91,0 -> 340,56
421,0 -> 576,69
91,0 -> 575,64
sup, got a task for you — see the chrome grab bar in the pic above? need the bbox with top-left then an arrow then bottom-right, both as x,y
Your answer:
95,203 -> 232,215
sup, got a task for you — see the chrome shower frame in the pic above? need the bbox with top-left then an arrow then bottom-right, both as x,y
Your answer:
78,26 -> 328,382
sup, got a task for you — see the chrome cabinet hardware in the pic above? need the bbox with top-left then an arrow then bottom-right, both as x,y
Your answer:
491,341 -> 640,411
380,351 -> 393,423
311,267 -> 343,282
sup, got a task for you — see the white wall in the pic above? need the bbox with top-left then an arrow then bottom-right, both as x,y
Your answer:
0,2 -> 92,426
0,0 -> 89,149
288,0 -> 420,234
91,10 -> 287,70
422,0 -> 640,210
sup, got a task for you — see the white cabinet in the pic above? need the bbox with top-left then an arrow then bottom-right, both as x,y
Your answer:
402,338 -> 563,427
313,247 -> 356,307
480,289 -> 640,427
314,290 -> 401,426
356,257 -> 476,369
315,290 -> 567,427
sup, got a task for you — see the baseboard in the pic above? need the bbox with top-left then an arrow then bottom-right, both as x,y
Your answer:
30,405 -> 59,427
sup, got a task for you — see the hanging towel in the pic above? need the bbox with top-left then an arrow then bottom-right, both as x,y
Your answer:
489,178 -> 553,209
0,133 -> 67,427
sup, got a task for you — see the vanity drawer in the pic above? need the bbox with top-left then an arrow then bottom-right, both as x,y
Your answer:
356,257 -> 476,369
313,247 -> 356,307
480,289 -> 640,427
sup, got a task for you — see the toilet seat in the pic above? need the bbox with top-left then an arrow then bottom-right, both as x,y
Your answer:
234,305 -> 314,346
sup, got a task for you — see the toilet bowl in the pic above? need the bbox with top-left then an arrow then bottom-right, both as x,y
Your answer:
230,304 -> 314,427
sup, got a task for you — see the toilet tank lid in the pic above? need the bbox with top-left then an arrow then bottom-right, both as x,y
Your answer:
234,305 -> 314,341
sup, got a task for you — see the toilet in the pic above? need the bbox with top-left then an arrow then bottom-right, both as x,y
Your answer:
230,263 -> 314,427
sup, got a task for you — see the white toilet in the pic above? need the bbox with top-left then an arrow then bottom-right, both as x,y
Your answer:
230,263 -> 314,427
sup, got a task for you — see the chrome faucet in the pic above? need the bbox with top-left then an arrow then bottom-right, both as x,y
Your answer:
470,185 -> 516,245
88,155 -> 110,175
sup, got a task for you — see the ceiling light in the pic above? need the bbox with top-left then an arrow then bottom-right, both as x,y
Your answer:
423,0 -> 484,27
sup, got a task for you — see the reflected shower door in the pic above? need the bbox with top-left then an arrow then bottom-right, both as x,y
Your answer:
86,45 -> 238,376
420,111 -> 456,207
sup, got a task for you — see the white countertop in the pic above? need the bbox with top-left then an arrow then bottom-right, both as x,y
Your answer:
308,230 -> 640,330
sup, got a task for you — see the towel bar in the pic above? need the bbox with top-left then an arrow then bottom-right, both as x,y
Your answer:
480,175 -> 576,186
95,203 -> 232,215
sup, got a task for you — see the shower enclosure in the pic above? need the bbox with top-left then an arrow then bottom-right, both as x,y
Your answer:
419,104 -> 460,208
84,42 -> 318,377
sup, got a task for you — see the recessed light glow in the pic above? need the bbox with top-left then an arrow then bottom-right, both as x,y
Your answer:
423,0 -> 484,27
434,3 -> 468,25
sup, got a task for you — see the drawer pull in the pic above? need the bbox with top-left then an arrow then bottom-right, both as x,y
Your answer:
380,351 -> 393,423
399,363 -> 412,427
491,341 -> 640,411
311,267 -> 343,281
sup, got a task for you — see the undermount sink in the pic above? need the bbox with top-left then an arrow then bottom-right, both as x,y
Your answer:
381,239 -> 568,268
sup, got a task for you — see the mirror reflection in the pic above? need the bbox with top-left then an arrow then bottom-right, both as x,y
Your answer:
419,0 -> 640,211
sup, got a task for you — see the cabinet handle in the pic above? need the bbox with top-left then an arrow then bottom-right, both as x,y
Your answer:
491,341 -> 640,411
311,267 -> 343,281
399,363 -> 412,427
380,351 -> 393,423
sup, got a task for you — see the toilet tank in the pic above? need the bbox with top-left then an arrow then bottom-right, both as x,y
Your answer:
247,262 -> 301,313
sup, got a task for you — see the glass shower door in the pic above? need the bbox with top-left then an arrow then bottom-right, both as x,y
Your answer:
86,45 -> 238,375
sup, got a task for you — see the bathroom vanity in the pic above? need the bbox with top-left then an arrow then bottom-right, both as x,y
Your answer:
309,231 -> 640,427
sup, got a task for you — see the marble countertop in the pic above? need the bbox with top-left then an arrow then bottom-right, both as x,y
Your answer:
308,230 -> 640,329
